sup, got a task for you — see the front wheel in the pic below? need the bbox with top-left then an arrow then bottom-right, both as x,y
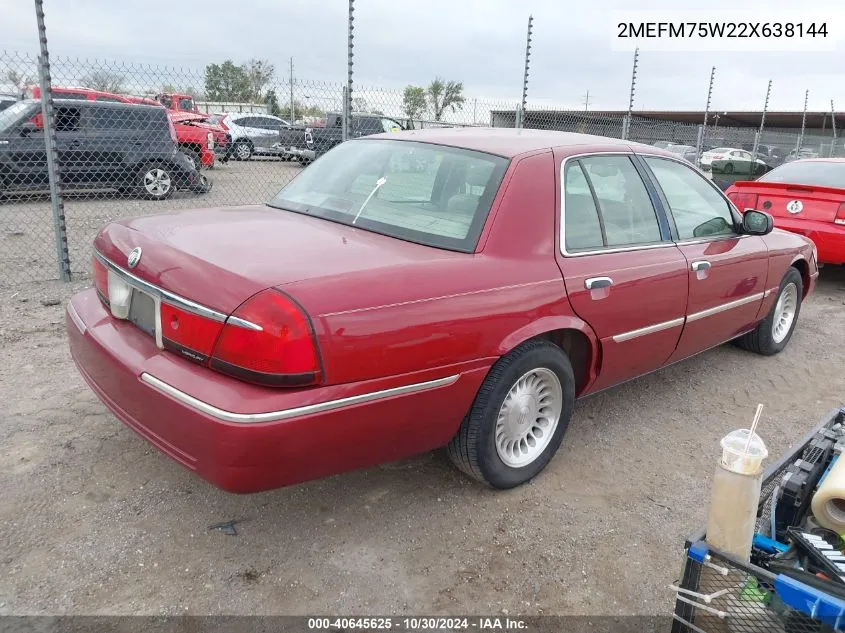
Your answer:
735,267 -> 803,355
447,339 -> 575,489
233,140 -> 252,161
137,163 -> 175,201
723,162 -> 734,174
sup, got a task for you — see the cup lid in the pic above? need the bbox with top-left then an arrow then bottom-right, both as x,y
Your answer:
721,428 -> 768,460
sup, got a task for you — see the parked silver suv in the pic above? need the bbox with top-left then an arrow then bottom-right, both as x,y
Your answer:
211,113 -> 290,161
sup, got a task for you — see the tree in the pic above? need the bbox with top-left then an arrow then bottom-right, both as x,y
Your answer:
278,100 -> 324,121
6,70 -> 31,92
81,70 -> 125,93
265,89 -> 281,117
403,85 -> 427,120
352,96 -> 369,112
204,61 -> 252,102
246,59 -> 275,100
426,77 -> 465,121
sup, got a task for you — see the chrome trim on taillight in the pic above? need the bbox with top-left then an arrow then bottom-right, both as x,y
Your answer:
93,251 -> 260,330
140,372 -> 460,424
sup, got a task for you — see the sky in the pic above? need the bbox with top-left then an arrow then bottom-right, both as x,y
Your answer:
2,0 -> 844,116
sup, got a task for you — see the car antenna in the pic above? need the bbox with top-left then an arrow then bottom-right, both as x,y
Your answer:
352,177 -> 386,225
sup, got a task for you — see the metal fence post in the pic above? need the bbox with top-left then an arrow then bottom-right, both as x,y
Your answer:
797,89 -> 808,153
344,0 -> 354,141
341,85 -> 348,142
34,0 -> 71,282
519,15 -> 533,130
694,124 -> 704,168
622,47 -> 639,140
830,100 -> 837,157
751,79 -> 772,157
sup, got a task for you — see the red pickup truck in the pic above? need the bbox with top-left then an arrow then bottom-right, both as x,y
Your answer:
25,86 -> 228,169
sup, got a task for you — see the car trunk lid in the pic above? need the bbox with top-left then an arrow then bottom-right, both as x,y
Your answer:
94,204 -> 455,315
728,181 -> 845,223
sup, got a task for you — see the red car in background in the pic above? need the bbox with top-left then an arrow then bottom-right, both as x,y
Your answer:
726,159 -> 845,265
25,86 -> 228,169
67,129 -> 817,493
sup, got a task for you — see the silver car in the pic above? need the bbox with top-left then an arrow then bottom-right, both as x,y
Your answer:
213,113 -> 290,161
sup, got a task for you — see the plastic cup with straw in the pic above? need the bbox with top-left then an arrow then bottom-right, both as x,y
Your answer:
720,403 -> 769,475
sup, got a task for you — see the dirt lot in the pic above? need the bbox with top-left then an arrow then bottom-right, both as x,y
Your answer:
1,166 -> 844,616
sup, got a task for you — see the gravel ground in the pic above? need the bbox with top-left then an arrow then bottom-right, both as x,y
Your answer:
0,159 -> 301,287
1,167 -> 844,616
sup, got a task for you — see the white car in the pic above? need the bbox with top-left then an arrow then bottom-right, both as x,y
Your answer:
212,113 -> 291,161
700,147 -> 770,176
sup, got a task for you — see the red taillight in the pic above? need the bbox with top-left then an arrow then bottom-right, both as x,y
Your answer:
728,191 -> 759,211
210,289 -> 321,387
161,303 -> 224,362
30,112 -> 44,129
835,203 -> 845,226
92,256 -> 109,303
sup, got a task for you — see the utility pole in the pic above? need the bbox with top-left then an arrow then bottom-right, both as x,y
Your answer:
289,57 -> 295,123
582,90 -> 591,112
751,79 -> 772,157
517,14 -> 533,129
623,47 -> 639,139
831,99 -> 837,140
797,89 -> 808,153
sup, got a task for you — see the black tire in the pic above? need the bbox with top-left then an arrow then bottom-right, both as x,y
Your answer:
233,140 -> 253,161
724,162 -> 734,174
136,162 -> 175,201
447,339 -> 576,489
182,148 -> 202,171
735,267 -> 803,355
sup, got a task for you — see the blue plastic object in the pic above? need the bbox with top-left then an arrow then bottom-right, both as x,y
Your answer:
775,574 -> 845,629
753,533 -> 789,554
688,541 -> 709,563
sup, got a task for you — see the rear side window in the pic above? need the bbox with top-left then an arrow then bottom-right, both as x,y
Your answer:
563,162 -> 604,252
55,106 -> 81,132
644,157 -> 736,240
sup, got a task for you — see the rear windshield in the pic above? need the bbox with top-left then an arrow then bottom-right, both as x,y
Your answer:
757,161 -> 845,189
267,139 -> 509,252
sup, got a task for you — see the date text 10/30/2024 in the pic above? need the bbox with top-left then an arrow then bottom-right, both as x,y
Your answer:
307,617 -> 530,630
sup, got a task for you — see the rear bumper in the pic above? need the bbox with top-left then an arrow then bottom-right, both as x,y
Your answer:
774,218 -> 845,265
287,147 -> 316,161
66,289 -> 484,493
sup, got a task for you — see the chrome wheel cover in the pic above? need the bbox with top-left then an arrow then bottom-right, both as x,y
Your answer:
495,368 -> 563,468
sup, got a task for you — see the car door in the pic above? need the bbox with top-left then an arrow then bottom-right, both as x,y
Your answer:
250,116 -> 281,152
555,151 -> 689,393
4,109 -> 49,189
640,155 -> 768,363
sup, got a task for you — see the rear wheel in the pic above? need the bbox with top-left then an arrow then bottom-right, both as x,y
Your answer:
137,163 -> 175,201
723,162 -> 734,174
447,340 -> 575,489
735,267 -> 803,355
182,148 -> 202,171
234,140 -> 253,161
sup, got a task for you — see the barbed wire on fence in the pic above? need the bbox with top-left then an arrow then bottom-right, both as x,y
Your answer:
2,49 -> 844,287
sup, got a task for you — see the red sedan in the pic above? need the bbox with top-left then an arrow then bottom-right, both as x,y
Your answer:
726,158 -> 845,265
66,129 -> 818,493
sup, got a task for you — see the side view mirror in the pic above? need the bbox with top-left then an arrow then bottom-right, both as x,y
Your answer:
19,121 -> 40,137
742,209 -> 774,235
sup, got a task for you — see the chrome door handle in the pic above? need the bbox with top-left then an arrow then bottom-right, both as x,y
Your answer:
691,261 -> 711,272
585,276 -> 613,290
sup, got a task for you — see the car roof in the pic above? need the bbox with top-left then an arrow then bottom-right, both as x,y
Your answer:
364,127 -> 674,159
21,98 -> 164,114
790,157 -> 845,164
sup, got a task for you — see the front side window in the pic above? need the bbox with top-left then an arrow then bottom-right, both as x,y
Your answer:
644,156 -> 736,240
267,139 -> 508,252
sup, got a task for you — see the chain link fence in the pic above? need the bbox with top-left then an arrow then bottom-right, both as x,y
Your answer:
1,50 -> 843,288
